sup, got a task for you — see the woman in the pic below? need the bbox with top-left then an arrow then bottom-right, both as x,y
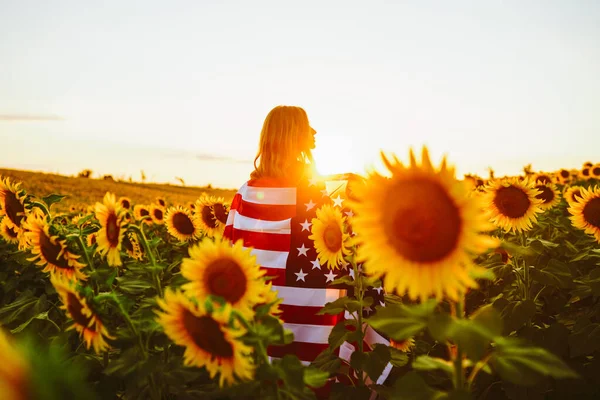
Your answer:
223,105 -> 390,396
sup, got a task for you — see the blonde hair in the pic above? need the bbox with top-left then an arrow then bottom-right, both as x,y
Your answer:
251,105 -> 315,180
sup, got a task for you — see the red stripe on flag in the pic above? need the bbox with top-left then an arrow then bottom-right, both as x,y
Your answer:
237,200 -> 296,221
268,342 -> 330,362
260,267 -> 286,286
279,304 -> 344,326
235,230 -> 290,252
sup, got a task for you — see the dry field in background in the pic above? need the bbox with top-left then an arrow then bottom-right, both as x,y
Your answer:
0,168 -> 237,212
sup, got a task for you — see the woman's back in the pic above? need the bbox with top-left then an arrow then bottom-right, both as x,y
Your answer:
223,175 -> 349,364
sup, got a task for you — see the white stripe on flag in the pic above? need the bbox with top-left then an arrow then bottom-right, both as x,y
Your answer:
364,325 -> 389,346
283,323 -> 334,344
233,212 -> 292,234
250,248 -> 289,269
273,286 -> 343,307
240,184 -> 297,205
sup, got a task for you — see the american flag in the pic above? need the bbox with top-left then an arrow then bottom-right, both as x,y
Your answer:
223,174 -> 392,386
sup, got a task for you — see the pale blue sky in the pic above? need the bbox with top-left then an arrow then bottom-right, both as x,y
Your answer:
1,0 -> 599,188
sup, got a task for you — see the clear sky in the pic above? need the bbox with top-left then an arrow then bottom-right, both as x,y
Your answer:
1,0 -> 599,188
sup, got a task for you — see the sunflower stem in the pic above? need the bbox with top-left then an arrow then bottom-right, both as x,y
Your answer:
351,253 -> 366,387
74,235 -> 98,294
453,295 -> 465,390
130,224 -> 163,297
30,200 -> 51,217
467,352 -> 492,390
111,294 -> 147,359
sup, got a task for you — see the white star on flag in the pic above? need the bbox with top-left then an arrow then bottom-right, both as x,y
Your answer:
305,199 -> 316,211
341,260 -> 350,269
379,301 -> 386,307
295,269 -> 308,282
297,243 -> 309,257
321,188 -> 329,197
308,177 -> 319,187
325,270 -> 337,283
344,210 -> 354,218
300,219 -> 312,231
349,268 -> 355,280
375,286 -> 383,295
332,195 -> 344,208
311,259 -> 321,270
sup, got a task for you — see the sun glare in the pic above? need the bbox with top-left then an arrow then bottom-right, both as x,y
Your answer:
313,135 -> 368,177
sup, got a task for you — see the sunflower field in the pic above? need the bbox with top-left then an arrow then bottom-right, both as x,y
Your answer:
1,151 -> 600,400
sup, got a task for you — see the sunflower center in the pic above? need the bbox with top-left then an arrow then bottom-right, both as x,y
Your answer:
537,176 -> 552,184
593,167 -> 600,176
323,224 -> 343,253
384,179 -> 461,263
121,200 -> 130,209
201,206 -> 218,229
153,208 -> 164,220
6,224 -> 19,238
123,235 -> 134,253
140,208 -> 149,217
582,198 -> 600,229
582,168 -> 590,177
3,191 -> 24,227
213,203 -> 228,224
182,310 -> 234,358
493,186 -> 530,218
106,214 -> 120,246
39,232 -> 72,270
173,212 -> 195,235
66,293 -> 93,328
535,185 -> 554,204
560,170 -> 570,178
158,199 -> 165,207
204,258 -> 248,303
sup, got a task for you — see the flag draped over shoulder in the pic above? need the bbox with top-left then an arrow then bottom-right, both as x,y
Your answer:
223,174 -> 392,384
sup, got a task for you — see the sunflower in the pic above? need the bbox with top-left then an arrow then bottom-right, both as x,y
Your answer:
564,185 -> 584,206
390,337 -> 415,353
584,161 -> 594,168
155,289 -> 254,387
534,183 -> 561,210
568,186 -> 600,243
155,197 -> 167,208
149,204 -> 165,225
0,177 -> 26,230
256,283 -> 283,316
69,205 -> 77,213
23,212 -> 87,281
165,206 -> 202,242
0,217 -> 20,244
118,196 -> 132,210
95,192 -> 126,267
188,202 -> 196,211
212,201 -> 230,226
309,204 -> 351,269
133,204 -> 152,224
195,195 -> 225,237
181,237 -> 265,319
122,232 -> 143,260
591,164 -> 600,180
0,328 -> 30,400
580,167 -> 591,181
51,274 -> 113,354
86,232 -> 97,247
556,169 -> 572,184
532,173 -> 553,185
349,147 -> 499,301
482,177 -> 544,233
